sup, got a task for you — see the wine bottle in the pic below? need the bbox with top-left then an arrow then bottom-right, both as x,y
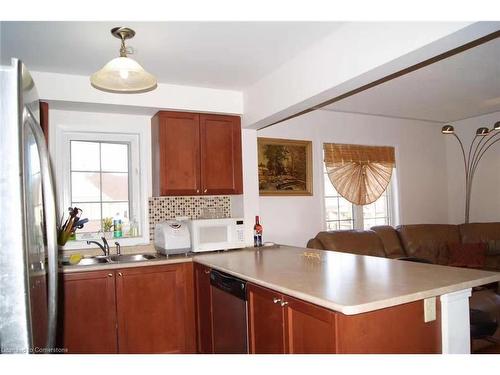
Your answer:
254,216 -> 263,247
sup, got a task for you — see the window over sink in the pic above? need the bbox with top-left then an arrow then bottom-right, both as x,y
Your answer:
70,140 -> 131,236
55,129 -> 146,248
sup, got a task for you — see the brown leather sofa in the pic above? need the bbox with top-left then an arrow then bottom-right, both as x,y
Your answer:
307,222 -> 500,352
307,223 -> 500,271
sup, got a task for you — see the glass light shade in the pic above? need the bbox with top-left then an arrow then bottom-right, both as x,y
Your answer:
441,124 -> 454,134
90,57 -> 157,93
476,127 -> 489,136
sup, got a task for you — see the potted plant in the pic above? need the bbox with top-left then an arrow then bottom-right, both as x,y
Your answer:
102,217 -> 113,239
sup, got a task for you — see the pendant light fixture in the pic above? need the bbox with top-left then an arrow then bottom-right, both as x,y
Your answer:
90,27 -> 157,93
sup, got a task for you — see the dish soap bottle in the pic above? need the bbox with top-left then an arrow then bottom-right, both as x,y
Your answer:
113,212 -> 123,238
128,216 -> 139,237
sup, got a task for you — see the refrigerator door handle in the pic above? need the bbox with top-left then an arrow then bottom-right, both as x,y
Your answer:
24,107 -> 58,350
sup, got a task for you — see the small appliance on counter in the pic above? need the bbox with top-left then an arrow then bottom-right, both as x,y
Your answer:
188,217 -> 245,252
154,220 -> 191,256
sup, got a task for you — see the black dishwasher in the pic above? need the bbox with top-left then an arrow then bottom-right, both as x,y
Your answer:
210,269 -> 248,354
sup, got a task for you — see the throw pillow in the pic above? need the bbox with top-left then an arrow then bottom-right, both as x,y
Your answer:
487,239 -> 500,256
448,242 -> 487,268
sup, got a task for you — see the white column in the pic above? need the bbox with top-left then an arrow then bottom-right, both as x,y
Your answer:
440,289 -> 472,354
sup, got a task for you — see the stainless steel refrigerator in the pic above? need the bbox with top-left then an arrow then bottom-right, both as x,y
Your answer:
0,58 -> 58,353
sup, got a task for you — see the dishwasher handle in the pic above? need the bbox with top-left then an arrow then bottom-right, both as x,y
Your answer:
210,269 -> 247,301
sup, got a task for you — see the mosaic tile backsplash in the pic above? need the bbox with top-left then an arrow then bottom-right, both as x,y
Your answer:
148,196 -> 231,241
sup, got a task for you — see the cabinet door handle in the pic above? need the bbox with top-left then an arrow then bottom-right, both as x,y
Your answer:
196,189 -> 200,193
107,273 -> 113,277
280,301 -> 289,307
273,297 -> 281,304
204,189 -> 208,193
118,272 -> 122,276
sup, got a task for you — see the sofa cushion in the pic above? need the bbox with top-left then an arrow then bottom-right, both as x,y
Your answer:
448,242 -> 488,268
487,240 -> 500,256
370,225 -> 406,258
459,223 -> 500,244
484,255 -> 500,272
396,224 -> 461,265
314,230 -> 386,258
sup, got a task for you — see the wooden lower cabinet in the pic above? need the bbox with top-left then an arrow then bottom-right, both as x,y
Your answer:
335,300 -> 441,354
116,263 -> 196,353
194,263 -> 213,353
247,283 -> 286,353
247,283 -> 335,354
58,263 -> 196,354
284,295 -> 336,354
247,282 -> 441,354
58,270 -> 118,354
60,266 -> 441,354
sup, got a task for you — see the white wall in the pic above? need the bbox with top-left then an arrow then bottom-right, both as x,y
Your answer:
253,110 -> 450,247
445,111 -> 500,224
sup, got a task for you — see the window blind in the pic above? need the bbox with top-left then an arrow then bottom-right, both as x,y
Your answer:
323,143 -> 395,205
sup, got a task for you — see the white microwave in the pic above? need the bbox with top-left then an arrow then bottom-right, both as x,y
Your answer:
188,218 -> 246,252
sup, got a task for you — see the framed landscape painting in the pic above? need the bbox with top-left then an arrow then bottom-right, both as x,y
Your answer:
258,137 -> 312,196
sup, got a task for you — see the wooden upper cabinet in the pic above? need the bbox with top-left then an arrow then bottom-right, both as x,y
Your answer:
151,111 -> 242,196
284,295 -> 336,354
58,270 -> 118,354
152,111 -> 201,196
200,114 -> 242,194
115,263 -> 196,354
247,283 -> 285,354
194,263 -> 213,353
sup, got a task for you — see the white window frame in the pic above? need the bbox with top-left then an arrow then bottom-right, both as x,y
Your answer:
54,129 -> 149,249
322,165 -> 400,231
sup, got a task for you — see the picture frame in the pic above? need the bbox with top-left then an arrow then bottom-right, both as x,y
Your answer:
258,137 -> 313,196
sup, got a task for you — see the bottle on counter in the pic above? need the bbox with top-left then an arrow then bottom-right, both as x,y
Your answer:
128,216 -> 139,237
113,212 -> 123,238
254,215 -> 263,247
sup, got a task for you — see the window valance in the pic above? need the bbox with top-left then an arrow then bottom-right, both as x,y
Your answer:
323,143 -> 395,205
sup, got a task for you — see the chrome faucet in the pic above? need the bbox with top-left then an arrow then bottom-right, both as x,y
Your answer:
86,237 -> 110,256
115,242 -> 121,255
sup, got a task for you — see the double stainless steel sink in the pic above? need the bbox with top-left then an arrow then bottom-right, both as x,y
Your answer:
61,253 -> 158,266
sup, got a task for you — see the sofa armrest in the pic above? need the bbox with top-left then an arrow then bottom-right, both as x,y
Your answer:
306,238 -> 325,250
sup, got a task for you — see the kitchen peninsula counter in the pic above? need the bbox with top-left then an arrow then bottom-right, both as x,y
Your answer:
194,245 -> 500,315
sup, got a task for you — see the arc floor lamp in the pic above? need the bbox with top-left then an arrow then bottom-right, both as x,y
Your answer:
442,120 -> 500,223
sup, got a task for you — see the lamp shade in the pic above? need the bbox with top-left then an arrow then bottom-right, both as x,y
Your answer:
441,124 -> 454,134
90,57 -> 157,93
476,127 -> 490,136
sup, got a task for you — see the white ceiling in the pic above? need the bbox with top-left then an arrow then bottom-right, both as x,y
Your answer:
0,21 -> 341,90
322,37 -> 500,123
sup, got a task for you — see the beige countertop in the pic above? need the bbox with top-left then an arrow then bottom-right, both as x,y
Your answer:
59,254 -> 193,273
194,246 -> 500,315
59,244 -> 193,273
